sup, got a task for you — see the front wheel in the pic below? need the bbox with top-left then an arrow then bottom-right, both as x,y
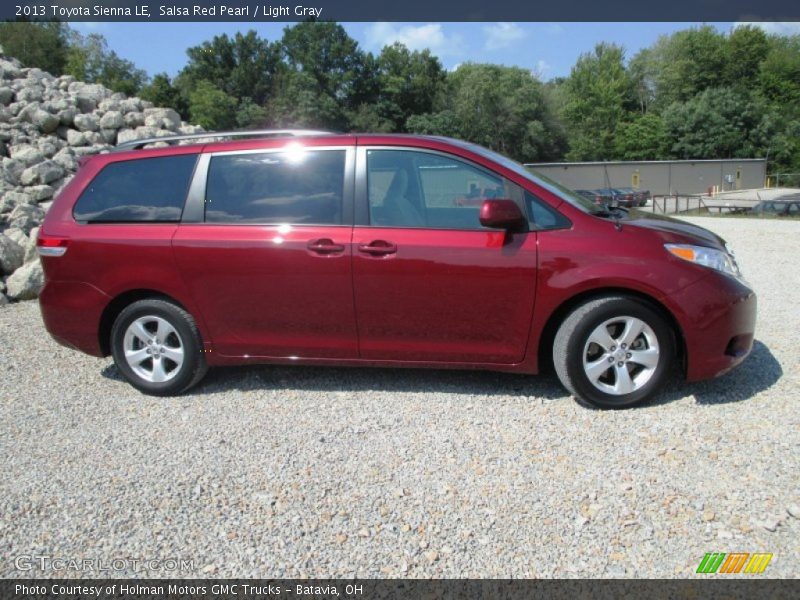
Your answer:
111,299 -> 208,396
553,296 -> 675,409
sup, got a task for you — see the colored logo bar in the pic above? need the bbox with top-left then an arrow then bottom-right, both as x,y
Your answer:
697,553 -> 773,574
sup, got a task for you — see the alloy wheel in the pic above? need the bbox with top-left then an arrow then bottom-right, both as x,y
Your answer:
581,316 -> 660,396
122,315 -> 185,383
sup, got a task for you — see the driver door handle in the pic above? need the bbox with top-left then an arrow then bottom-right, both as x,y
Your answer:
307,238 -> 345,254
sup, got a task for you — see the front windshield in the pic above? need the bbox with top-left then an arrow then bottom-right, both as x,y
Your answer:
443,138 -> 604,214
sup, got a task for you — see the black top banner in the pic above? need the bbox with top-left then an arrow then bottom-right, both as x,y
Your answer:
3,0 -> 800,22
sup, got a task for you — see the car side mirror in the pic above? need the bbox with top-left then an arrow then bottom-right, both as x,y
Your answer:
479,199 -> 527,232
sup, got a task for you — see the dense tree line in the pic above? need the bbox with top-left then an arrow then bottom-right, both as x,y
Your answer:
2,21 -> 799,172
555,25 -> 799,174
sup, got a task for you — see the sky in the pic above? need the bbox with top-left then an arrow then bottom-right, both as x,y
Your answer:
74,21 -> 800,81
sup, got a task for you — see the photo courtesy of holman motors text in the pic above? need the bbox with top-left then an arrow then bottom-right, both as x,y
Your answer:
14,584 -> 363,596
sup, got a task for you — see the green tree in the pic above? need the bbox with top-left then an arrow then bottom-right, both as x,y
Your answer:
758,34 -> 800,111
768,119 -> 800,173
562,43 -> 634,160
408,64 -> 566,162
182,31 -> 279,105
188,80 -> 238,130
374,43 -> 446,131
724,25 -> 769,86
273,22 -> 375,129
641,26 -> 727,108
405,110 -> 461,138
627,48 -> 657,114
662,87 -> 771,159
139,73 -> 188,117
65,32 -> 147,95
347,103 -> 394,132
613,113 -> 668,160
235,97 -> 267,128
266,70 -> 343,129
0,21 -> 69,75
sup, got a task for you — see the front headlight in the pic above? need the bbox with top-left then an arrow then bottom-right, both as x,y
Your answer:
665,243 -> 742,279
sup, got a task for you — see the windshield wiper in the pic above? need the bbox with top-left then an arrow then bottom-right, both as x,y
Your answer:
594,203 -> 628,230
595,203 -> 628,218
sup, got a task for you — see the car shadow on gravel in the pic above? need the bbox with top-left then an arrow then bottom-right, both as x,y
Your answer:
198,365 -> 570,400
101,361 -> 569,400
652,340 -> 783,407
100,340 -> 780,407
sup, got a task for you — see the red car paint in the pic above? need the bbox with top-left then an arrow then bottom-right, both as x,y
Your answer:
38,134 -> 756,382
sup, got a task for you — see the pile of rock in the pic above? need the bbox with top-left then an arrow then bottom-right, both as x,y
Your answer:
0,48 -> 203,305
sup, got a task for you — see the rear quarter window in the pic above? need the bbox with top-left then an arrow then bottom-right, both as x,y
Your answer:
73,155 -> 197,223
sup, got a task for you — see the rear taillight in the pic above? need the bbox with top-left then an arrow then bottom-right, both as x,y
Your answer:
37,234 -> 69,257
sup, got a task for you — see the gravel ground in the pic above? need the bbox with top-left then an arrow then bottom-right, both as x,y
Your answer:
0,216 -> 798,579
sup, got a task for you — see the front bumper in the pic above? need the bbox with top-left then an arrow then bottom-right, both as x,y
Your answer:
668,272 -> 757,382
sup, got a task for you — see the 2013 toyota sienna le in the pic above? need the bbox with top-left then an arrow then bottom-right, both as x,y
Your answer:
37,131 -> 756,408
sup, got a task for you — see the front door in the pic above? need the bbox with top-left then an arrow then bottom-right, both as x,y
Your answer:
352,148 -> 538,364
173,147 -> 358,359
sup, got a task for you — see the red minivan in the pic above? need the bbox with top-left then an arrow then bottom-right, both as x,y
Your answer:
37,131 -> 756,408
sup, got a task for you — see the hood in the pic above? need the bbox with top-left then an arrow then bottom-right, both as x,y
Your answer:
623,209 -> 727,249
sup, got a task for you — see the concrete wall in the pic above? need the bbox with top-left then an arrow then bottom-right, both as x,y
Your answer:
525,159 -> 767,196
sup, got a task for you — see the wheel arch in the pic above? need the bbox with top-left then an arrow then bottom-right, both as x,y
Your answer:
98,289 -> 195,357
536,287 -> 686,376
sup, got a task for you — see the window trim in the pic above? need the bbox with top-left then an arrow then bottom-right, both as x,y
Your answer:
525,190 -> 573,232
356,146 -> 545,232
72,154 -> 199,225
182,145 -> 355,227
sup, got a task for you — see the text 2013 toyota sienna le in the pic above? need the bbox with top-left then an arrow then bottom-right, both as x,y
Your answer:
37,131 -> 756,408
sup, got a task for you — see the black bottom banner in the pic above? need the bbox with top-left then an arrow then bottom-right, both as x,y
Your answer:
1,579 -> 798,600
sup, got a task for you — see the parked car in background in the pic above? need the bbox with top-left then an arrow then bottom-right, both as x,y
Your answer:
749,200 -> 800,217
592,188 -> 638,208
611,188 -> 637,207
615,187 -> 651,207
37,130 -> 756,409
574,189 -> 604,205
590,188 -> 620,206
575,188 -> 639,208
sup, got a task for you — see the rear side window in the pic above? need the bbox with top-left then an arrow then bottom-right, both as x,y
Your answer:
205,150 -> 346,224
73,155 -> 197,223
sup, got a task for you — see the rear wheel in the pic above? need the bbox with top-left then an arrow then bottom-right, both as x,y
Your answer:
553,296 -> 675,409
111,299 -> 207,396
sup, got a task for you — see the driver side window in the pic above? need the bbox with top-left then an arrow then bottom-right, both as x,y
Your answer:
366,149 -> 524,230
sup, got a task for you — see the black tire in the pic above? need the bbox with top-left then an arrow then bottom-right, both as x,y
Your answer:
553,296 -> 675,409
110,298 -> 208,396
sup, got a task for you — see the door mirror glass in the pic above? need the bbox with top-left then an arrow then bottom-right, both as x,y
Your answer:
479,199 -> 527,231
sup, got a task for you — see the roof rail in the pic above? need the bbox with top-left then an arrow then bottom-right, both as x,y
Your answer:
113,128 -> 335,151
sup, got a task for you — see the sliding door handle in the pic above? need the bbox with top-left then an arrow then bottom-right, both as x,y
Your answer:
357,240 -> 397,256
